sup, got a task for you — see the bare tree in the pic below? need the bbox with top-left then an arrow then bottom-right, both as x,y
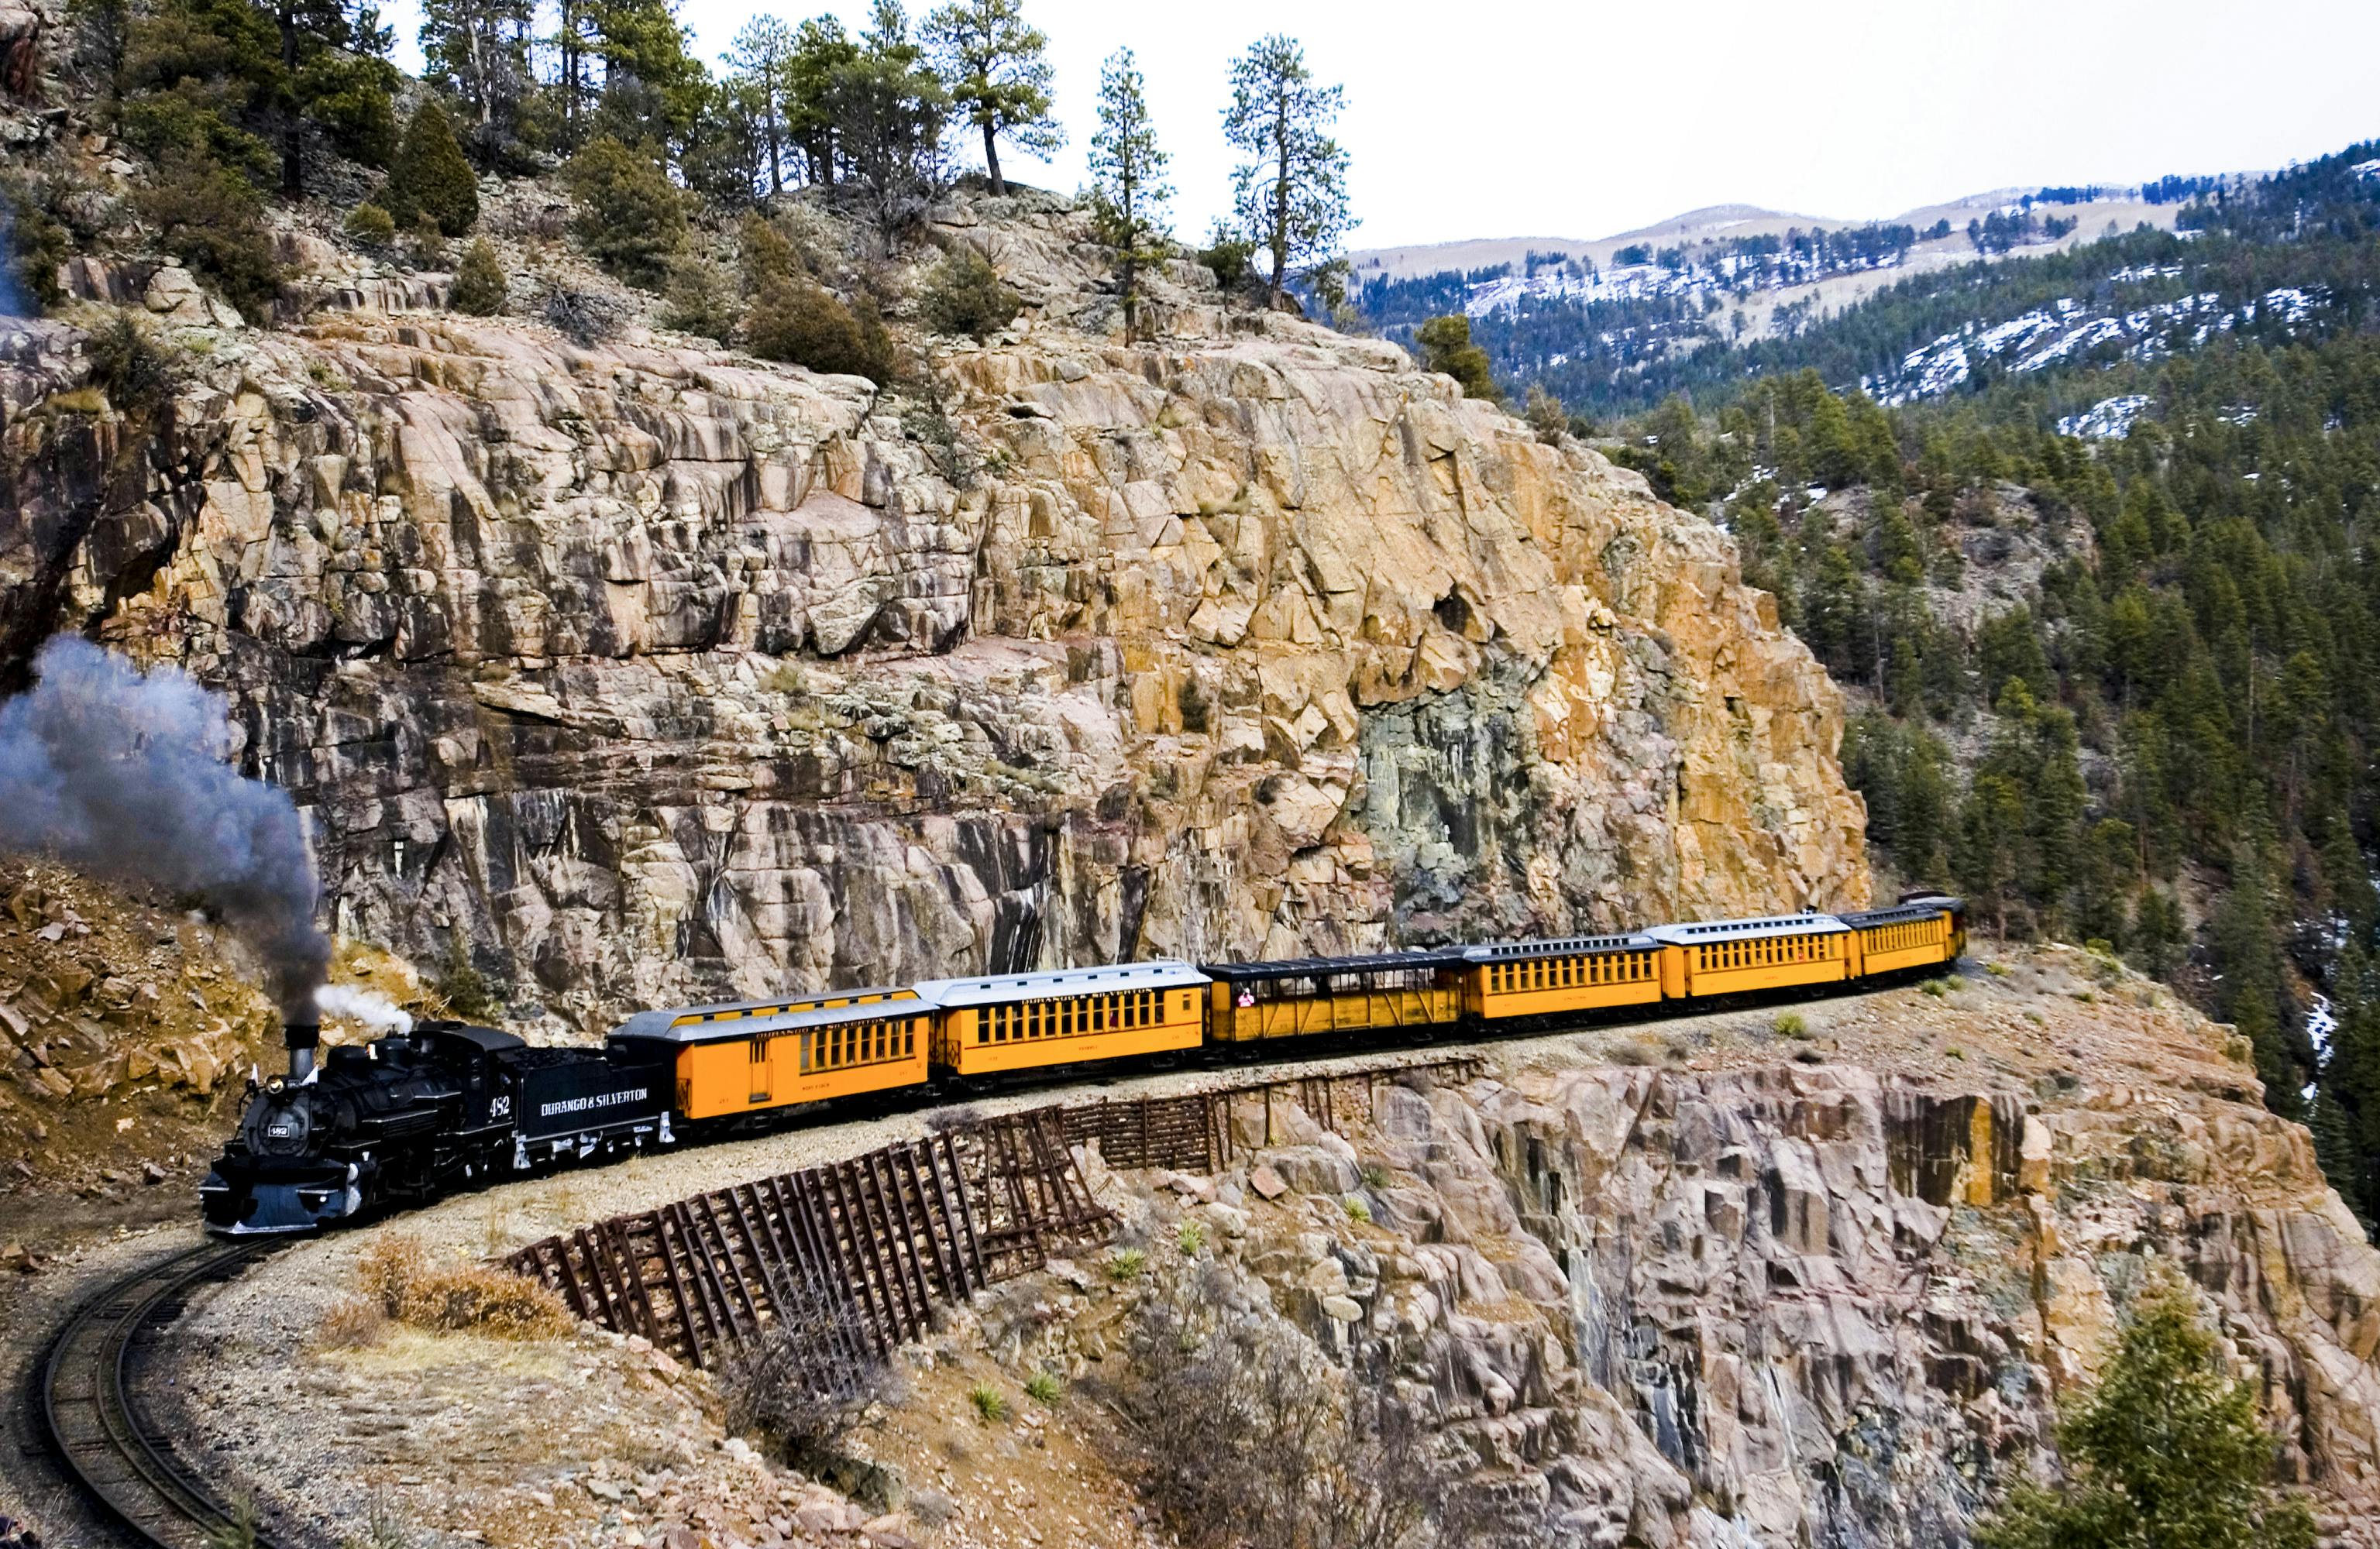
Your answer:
721,1266 -> 899,1465
1115,1262 -> 1532,1549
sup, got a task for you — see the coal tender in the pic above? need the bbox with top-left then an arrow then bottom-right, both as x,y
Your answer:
201,1018 -> 674,1235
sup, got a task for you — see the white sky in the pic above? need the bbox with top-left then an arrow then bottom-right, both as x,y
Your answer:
385,0 -> 2380,252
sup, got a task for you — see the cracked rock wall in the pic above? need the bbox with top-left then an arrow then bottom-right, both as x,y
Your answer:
0,208 -> 1867,1029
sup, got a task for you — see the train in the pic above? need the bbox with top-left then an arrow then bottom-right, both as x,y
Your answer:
200,895 -> 1965,1235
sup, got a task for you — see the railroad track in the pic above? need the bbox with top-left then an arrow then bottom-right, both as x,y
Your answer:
36,1237 -> 283,1549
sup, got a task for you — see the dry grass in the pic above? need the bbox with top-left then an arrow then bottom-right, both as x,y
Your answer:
353,1235 -> 573,1340
316,1296 -> 390,1350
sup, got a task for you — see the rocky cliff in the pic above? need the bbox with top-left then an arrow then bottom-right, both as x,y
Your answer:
0,199 -> 1867,1029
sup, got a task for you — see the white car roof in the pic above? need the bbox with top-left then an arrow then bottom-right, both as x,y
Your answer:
611,985 -> 920,1042
1642,913 -> 1851,944
913,960 -> 1210,1008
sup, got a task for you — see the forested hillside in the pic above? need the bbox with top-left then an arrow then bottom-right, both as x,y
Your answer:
1366,148 -> 2378,421
1591,145 -> 2380,1221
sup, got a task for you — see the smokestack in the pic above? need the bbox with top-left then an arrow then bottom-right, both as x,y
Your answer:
285,1019 -> 320,1082
0,637 -> 331,1023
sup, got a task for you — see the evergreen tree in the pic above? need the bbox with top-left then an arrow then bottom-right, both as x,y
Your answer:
562,134 -> 684,286
782,15 -> 858,186
1976,1276 -> 2313,1549
1220,34 -> 1351,311
383,98 -> 478,236
270,0 -> 399,194
828,2 -> 949,242
1414,314 -> 1494,400
585,0 -> 706,150
922,0 -> 1058,197
1085,46 -> 1168,343
724,14 -> 796,197
419,0 -> 535,168
447,236 -> 506,313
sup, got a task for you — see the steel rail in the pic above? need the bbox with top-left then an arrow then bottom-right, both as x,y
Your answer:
36,1237 -> 282,1549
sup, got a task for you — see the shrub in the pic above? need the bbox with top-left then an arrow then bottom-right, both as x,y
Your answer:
1523,383 -> 1568,444
917,246 -> 1020,339
1175,1220 -> 1207,1257
448,239 -> 506,315
745,276 -> 892,382
1341,1195 -> 1371,1223
383,100 -> 478,238
563,136 -> 686,289
967,1382 -> 1009,1424
1771,1012 -> 1810,1039
405,212 -> 445,270
1198,224 -> 1254,294
1105,1246 -> 1147,1283
135,149 -> 280,321
355,1235 -> 572,1339
3,180 -> 70,311
542,288 -> 620,348
1358,1163 -> 1391,1190
738,210 -> 802,295
1023,1369 -> 1062,1405
85,312 -> 172,417
1120,1262 -> 1524,1549
1976,1276 -> 2314,1549
315,1295 -> 387,1349
435,950 -> 503,1022
1415,313 -> 1498,401
343,201 -> 396,246
1921,977 -> 1952,998
659,255 -> 736,340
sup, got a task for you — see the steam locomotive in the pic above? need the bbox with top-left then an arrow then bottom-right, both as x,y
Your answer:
201,897 -> 1965,1235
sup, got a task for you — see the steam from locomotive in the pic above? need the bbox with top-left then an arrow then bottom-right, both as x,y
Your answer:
0,637 -> 330,1042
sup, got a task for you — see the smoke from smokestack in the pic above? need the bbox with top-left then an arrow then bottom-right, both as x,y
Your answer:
0,637 -> 330,1022
315,983 -> 414,1036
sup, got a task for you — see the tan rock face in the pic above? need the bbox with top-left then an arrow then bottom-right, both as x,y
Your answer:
0,205 -> 1866,1029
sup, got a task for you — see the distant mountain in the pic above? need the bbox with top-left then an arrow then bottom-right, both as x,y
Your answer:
1344,179 -> 2237,418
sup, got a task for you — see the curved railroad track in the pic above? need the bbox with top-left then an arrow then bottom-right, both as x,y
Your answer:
36,1237 -> 284,1549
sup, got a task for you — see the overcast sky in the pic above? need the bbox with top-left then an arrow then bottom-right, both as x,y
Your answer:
390,0 -> 2380,251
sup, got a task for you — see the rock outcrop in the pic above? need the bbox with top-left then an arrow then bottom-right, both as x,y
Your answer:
990,957 -> 2380,1546
0,201 -> 1867,1030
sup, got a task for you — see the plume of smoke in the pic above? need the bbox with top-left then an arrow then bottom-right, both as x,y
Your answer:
315,983 -> 415,1036
0,637 -> 329,1021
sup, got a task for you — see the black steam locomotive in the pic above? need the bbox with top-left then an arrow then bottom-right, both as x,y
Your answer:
200,1019 -> 675,1235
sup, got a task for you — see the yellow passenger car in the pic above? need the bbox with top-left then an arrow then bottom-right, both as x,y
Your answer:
1840,899 -> 1963,977
1204,950 -> 1465,1044
1462,934 -> 1663,1020
1646,914 -> 1854,999
610,988 -> 929,1121
917,961 -> 1209,1079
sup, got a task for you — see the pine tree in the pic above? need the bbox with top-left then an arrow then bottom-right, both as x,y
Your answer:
383,98 -> 478,235
783,15 -> 858,185
922,0 -> 1059,197
419,0 -> 535,168
1415,314 -> 1494,400
828,2 -> 949,242
270,0 -> 400,194
725,15 -> 796,197
1221,34 -> 1352,311
562,134 -> 683,286
447,236 -> 506,313
1976,1276 -> 2313,1549
1085,46 -> 1168,343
